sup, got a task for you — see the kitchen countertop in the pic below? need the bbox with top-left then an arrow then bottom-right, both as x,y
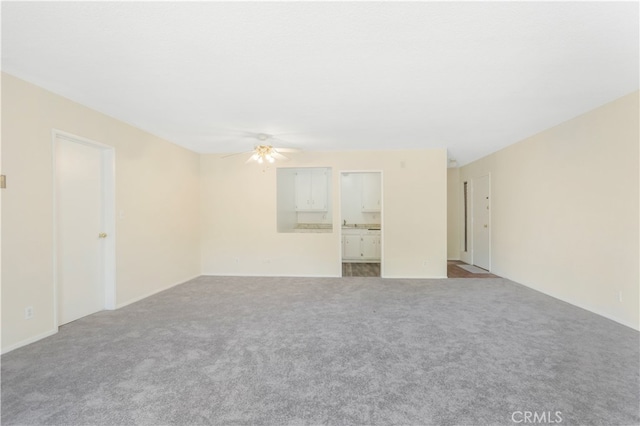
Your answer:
342,223 -> 381,230
289,223 -> 381,232
293,223 -> 332,233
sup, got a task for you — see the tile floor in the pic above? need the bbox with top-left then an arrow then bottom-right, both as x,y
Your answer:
341,261 -> 499,278
447,260 -> 500,278
342,263 -> 381,277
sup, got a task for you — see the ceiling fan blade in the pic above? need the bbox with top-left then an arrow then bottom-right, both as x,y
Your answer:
221,150 -> 252,159
271,136 -> 297,145
210,127 -> 261,138
273,147 -> 300,153
245,155 -> 258,164
273,132 -> 306,137
271,151 -> 288,160
211,139 -> 252,144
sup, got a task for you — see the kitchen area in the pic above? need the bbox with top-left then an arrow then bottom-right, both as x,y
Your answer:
276,167 -> 333,233
276,168 -> 382,277
340,171 -> 382,277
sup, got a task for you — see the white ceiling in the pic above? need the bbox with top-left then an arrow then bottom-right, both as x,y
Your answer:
2,1 -> 638,165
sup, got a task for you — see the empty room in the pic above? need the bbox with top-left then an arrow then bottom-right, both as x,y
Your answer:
1,2 -> 638,425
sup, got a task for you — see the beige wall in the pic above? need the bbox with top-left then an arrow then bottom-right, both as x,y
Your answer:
1,73 -> 201,352
5,68 -> 634,353
201,150 -> 448,278
447,168 -> 461,260
458,91 -> 639,329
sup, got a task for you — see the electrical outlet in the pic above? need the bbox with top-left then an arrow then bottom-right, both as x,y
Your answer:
423,261 -> 428,267
234,258 -> 240,264
25,306 -> 34,320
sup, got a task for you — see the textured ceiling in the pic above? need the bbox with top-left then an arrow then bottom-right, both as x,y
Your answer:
2,2 -> 638,165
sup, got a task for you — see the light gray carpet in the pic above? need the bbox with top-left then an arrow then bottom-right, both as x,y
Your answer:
2,276 -> 639,425
457,264 -> 490,274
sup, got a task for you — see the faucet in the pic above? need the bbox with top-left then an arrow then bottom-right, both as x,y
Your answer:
343,219 -> 347,226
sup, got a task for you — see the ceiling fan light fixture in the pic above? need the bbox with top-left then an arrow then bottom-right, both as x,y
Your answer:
220,132 -> 298,165
252,144 -> 279,164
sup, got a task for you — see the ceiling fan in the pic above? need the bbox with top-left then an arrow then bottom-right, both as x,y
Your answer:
222,132 -> 300,164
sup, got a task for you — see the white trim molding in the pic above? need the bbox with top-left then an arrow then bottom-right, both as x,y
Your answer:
1,328 -> 58,355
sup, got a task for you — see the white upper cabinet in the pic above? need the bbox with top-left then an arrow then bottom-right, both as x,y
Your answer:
295,168 -> 329,211
361,172 -> 381,212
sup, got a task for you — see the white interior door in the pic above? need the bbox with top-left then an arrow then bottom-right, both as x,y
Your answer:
472,175 -> 491,270
56,137 -> 107,325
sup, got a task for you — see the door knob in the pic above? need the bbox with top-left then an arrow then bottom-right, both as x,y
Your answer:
98,232 -> 108,238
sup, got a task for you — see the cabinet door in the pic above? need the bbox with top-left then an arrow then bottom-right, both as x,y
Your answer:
310,169 -> 328,211
295,170 -> 312,211
361,235 -> 378,259
343,234 -> 362,259
295,169 -> 328,212
361,173 -> 381,212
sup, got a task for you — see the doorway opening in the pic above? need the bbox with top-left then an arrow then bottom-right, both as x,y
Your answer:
53,130 -> 115,326
340,171 -> 382,277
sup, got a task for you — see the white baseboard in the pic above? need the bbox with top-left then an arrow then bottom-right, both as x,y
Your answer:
586,307 -> 639,331
2,276 -> 201,354
201,273 -> 340,278
506,277 -> 639,331
115,275 -> 200,309
1,328 -> 58,355
202,273 -> 449,279
557,296 -> 639,331
379,275 -> 448,279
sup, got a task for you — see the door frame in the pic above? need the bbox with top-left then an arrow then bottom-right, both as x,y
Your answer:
471,173 -> 491,271
52,129 -> 116,327
338,170 -> 384,277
